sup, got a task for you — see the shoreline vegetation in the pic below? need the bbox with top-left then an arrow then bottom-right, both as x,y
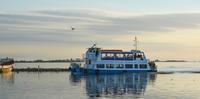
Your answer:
154,59 -> 188,62
14,58 -> 84,63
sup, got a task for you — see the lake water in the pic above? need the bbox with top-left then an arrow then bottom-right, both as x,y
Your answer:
1,62 -> 200,99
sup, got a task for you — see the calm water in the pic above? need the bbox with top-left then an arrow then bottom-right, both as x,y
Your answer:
1,62 -> 200,99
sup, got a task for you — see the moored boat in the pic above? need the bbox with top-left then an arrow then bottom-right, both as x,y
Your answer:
0,66 -> 12,73
0,58 -> 14,73
71,37 -> 157,74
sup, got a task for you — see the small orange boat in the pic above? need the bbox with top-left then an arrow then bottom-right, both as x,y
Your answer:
0,65 -> 12,73
0,58 -> 14,73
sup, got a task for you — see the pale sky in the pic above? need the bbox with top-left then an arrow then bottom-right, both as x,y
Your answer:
0,0 -> 200,60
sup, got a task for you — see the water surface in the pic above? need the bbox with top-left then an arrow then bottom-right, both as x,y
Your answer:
1,62 -> 200,99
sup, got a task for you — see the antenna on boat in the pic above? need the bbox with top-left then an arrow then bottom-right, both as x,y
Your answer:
92,43 -> 96,48
133,36 -> 138,50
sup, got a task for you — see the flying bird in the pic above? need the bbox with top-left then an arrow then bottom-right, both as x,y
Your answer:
71,26 -> 75,30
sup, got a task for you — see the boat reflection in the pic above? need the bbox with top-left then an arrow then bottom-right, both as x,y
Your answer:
0,72 -> 14,85
69,74 -> 82,85
70,73 -> 157,98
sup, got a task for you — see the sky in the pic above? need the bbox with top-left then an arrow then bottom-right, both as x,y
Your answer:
0,0 -> 200,60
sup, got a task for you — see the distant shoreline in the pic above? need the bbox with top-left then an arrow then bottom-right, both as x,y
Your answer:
13,60 -> 199,63
154,60 -> 200,62
15,61 -> 84,63
14,59 -> 84,63
155,61 -> 187,62
154,60 -> 188,62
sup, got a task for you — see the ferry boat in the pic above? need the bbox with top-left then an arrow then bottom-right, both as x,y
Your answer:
71,37 -> 157,74
0,58 -> 14,73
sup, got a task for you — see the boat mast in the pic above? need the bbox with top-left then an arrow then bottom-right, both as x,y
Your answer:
134,36 -> 138,50
92,43 -> 96,48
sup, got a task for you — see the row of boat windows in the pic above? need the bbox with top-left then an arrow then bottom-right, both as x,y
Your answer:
96,64 -> 147,69
101,53 -> 145,60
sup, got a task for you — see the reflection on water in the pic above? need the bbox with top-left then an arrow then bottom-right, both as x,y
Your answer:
1,62 -> 200,99
0,72 -> 14,85
1,71 -> 200,99
70,73 -> 157,98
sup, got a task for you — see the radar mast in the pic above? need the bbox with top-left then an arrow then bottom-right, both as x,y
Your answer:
134,36 -> 138,50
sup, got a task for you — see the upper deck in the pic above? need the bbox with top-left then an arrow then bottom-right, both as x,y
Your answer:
100,49 -> 146,61
85,44 -> 148,63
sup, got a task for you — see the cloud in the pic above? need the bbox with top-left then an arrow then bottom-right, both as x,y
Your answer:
1,9 -> 200,59
34,9 -> 200,32
86,13 -> 200,34
0,9 -> 200,44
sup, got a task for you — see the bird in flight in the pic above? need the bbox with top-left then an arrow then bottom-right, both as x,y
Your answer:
71,26 -> 75,30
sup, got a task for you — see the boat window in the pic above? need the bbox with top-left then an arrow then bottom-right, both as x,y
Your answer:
137,53 -> 143,58
107,53 -> 114,58
124,54 -> 129,58
134,53 -> 136,60
125,64 -> 133,68
140,64 -> 147,69
101,53 -> 114,60
95,49 -> 99,56
140,53 -> 144,60
101,53 -> 106,58
125,54 -> 133,60
89,48 -> 92,52
89,60 -> 91,64
86,60 -> 91,64
116,64 -> 124,68
106,64 -> 114,68
134,64 -> 138,69
96,64 -> 105,68
115,54 -> 124,60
